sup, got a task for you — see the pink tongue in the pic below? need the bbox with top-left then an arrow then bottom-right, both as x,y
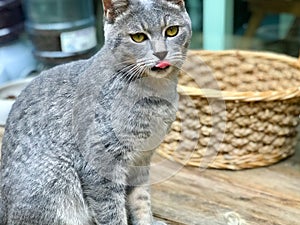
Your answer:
155,61 -> 171,69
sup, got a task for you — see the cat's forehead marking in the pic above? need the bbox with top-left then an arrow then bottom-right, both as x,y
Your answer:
139,0 -> 153,10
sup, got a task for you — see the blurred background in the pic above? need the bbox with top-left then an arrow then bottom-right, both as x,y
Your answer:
0,0 -> 299,84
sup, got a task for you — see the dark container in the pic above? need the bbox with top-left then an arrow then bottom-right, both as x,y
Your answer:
0,0 -> 25,44
23,0 -> 98,66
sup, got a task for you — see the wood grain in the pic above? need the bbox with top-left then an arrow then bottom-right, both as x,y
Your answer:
151,146 -> 300,225
1,127 -> 299,224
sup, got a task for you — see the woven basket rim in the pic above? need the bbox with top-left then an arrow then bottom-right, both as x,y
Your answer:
178,50 -> 300,102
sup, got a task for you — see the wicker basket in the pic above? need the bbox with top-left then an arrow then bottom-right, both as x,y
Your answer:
157,50 -> 300,170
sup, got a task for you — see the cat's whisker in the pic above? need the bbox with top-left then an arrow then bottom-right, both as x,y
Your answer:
127,66 -> 144,83
123,65 -> 140,79
141,65 -> 149,74
111,64 -> 137,89
114,64 -> 142,88
137,59 -> 155,67
123,68 -> 137,83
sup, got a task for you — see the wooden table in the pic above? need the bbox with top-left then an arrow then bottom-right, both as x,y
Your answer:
151,147 -> 300,224
1,127 -> 299,224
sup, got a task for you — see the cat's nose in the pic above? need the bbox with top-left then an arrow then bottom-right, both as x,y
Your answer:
153,51 -> 168,60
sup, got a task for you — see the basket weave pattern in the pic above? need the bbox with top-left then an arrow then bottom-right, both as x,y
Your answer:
157,50 -> 300,170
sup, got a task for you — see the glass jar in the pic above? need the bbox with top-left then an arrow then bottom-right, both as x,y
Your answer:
23,0 -> 98,66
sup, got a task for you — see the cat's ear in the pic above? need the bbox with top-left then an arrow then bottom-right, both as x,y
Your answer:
165,0 -> 185,7
102,0 -> 129,22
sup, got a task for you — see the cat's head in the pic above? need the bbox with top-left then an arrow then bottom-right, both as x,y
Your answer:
102,0 -> 192,78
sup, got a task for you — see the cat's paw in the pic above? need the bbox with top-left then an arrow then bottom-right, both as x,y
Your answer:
152,221 -> 167,225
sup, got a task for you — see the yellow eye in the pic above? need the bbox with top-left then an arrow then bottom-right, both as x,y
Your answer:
130,33 -> 147,43
166,26 -> 179,37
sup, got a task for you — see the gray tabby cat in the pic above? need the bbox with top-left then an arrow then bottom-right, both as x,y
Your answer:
0,0 -> 191,224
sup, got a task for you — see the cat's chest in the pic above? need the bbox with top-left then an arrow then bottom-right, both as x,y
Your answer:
111,77 -> 177,120
99,75 -> 178,114
96,76 -> 178,150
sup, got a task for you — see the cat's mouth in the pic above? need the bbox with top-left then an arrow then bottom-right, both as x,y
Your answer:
151,61 -> 171,72
151,65 -> 170,72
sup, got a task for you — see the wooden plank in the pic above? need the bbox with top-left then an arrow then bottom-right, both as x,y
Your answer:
151,148 -> 300,225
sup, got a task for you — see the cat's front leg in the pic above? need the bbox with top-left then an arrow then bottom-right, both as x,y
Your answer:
127,185 -> 167,225
87,189 -> 128,225
80,166 -> 128,225
126,153 -> 167,225
127,185 -> 152,225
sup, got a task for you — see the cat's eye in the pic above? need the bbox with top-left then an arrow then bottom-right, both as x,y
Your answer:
165,26 -> 179,37
130,33 -> 147,43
